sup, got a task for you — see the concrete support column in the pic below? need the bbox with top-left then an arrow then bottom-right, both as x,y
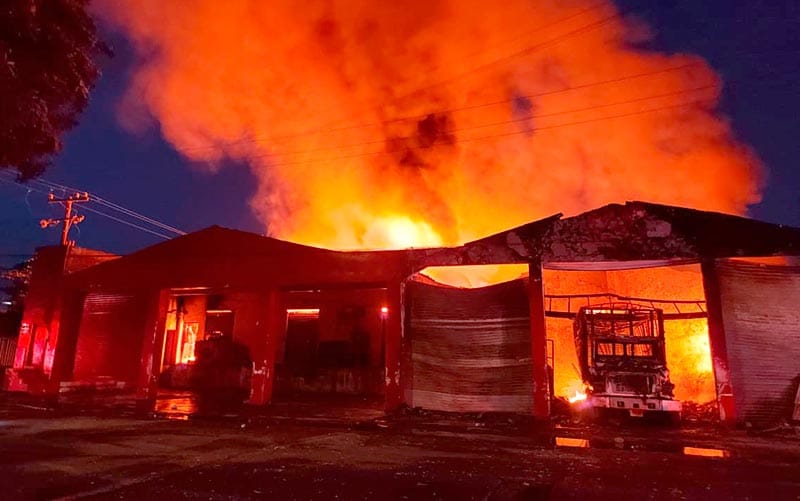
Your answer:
136,289 -> 170,402
248,288 -> 280,405
528,262 -> 550,419
384,281 -> 404,412
7,246 -> 69,393
700,259 -> 737,425
45,290 -> 86,396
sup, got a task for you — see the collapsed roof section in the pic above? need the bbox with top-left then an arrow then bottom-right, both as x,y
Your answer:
413,201 -> 800,271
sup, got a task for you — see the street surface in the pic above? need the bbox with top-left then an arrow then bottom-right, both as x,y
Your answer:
0,395 -> 798,500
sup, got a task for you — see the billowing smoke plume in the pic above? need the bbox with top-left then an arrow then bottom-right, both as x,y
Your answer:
98,0 -> 763,249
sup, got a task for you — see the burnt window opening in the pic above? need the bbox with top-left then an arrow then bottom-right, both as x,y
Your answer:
162,295 -> 235,368
282,305 -> 377,374
205,310 -> 234,340
594,341 -> 658,360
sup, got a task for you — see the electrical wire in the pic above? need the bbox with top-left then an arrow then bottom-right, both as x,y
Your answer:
91,196 -> 186,235
177,61 -> 800,165
0,175 -> 175,240
0,87 -> 717,222
77,205 -> 173,240
184,61 -> 706,156
456,2 -> 608,64
22,176 -> 185,234
390,7 -> 618,104
180,3 -> 617,153
241,83 -> 716,159
5,175 -> 186,235
242,96 -> 717,169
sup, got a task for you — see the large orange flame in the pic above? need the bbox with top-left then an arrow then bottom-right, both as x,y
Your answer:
98,0 -> 762,252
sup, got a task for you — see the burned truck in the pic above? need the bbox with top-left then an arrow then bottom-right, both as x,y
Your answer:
573,304 -> 680,419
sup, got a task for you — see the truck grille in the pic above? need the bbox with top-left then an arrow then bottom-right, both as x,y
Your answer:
607,374 -> 654,395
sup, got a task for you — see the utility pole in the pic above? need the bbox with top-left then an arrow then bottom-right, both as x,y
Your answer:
40,192 -> 90,246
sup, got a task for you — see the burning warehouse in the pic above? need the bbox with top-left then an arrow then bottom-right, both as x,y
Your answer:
6,201 -> 800,427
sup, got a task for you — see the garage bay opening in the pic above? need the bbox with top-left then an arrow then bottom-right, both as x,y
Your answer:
272,287 -> 387,415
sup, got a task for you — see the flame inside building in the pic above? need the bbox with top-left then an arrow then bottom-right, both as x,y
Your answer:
418,263 -> 715,404
97,1 -> 765,405
542,265 -> 714,403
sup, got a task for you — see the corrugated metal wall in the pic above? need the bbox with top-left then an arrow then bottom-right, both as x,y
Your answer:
0,337 -> 16,367
717,260 -> 800,425
406,279 -> 532,413
73,292 -> 148,382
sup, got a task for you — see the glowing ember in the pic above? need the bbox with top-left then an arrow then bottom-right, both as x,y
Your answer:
683,446 -> 729,458
366,216 -> 443,250
286,308 -> 321,315
422,264 -> 529,288
555,437 -> 589,448
568,390 -> 588,404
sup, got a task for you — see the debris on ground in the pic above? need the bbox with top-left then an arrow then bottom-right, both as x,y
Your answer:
678,401 -> 719,423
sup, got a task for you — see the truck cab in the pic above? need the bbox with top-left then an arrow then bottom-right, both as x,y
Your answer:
573,304 -> 680,419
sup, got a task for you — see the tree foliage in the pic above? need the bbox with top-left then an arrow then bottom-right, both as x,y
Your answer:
0,0 -> 108,178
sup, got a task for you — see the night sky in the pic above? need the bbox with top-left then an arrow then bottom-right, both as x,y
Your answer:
1,0 -> 798,269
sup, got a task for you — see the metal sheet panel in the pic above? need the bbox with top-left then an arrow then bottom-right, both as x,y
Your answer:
794,385 -> 800,422
0,337 -> 16,367
406,279 -> 532,413
717,260 -> 800,425
73,293 -> 147,382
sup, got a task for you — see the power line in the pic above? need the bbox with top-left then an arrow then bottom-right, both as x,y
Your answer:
24,177 -> 185,234
442,84 -> 716,133
390,6 -> 617,104
185,61 -> 705,156
3,175 -> 186,236
242,93 -> 717,169
245,83 -> 716,159
456,2 -> 608,64
148,46 -> 800,157
176,61 -> 800,165
180,3 -> 616,154
2,88 -> 718,201
92,195 -> 186,235
460,97 -> 714,141
0,175 -> 176,240
75,206 -> 173,240
160,13 -> 800,159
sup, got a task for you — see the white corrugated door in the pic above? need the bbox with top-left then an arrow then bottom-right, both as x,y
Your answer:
717,259 -> 800,425
406,279 -> 532,413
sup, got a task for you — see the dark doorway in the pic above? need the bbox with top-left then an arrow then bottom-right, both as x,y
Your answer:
283,309 -> 321,378
274,288 -> 387,404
